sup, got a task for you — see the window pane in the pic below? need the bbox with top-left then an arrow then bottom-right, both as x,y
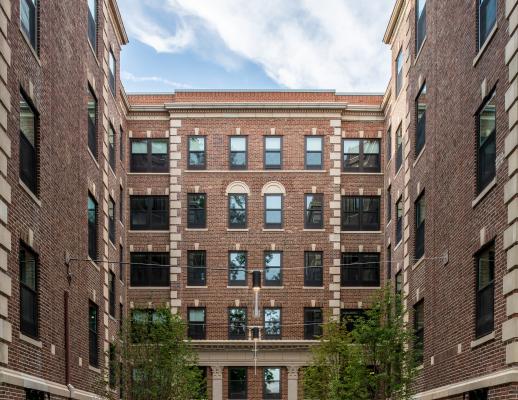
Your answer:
264,368 -> 280,394
306,152 -> 322,166
151,141 -> 167,154
20,96 -> 36,146
480,0 -> 497,46
189,309 -> 205,322
343,140 -> 360,154
306,137 -> 322,151
189,137 -> 205,151
230,194 -> 246,209
266,195 -> 282,209
131,140 -> 147,154
231,137 -> 246,151
363,140 -> 379,154
230,152 -> 246,166
265,152 -> 281,166
265,137 -> 281,150
229,252 -> 247,283
479,94 -> 496,145
266,211 -> 282,224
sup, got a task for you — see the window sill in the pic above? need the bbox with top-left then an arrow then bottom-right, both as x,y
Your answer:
109,241 -> 117,251
473,23 -> 498,67
185,169 -> 327,173
386,220 -> 392,228
19,333 -> 42,348
185,228 -> 208,232
87,147 -> 100,169
394,164 -> 403,180
470,331 -> 495,349
88,365 -> 101,374
109,166 -> 117,179
128,230 -> 170,233
302,286 -> 325,290
393,240 -> 403,252
128,286 -> 169,290
412,256 -> 425,271
87,39 -> 100,67
472,178 -> 497,208
88,257 -> 100,272
263,229 -> 285,232
341,286 -> 381,290
303,228 -> 326,232
127,172 -> 170,176
413,145 -> 426,168
19,27 -> 41,66
226,286 -> 249,289
414,36 -> 427,65
341,172 -> 383,176
19,179 -> 41,207
341,231 -> 382,234
263,286 -> 284,289
185,286 -> 208,289
227,228 -> 249,232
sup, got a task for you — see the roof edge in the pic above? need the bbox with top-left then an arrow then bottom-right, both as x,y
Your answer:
109,0 -> 129,45
383,0 -> 405,44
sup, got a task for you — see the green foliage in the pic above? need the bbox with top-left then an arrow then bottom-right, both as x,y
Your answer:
303,288 -> 418,400
95,307 -> 206,400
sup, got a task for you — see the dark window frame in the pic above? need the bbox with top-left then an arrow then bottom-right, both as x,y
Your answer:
476,90 -> 496,194
228,367 -> 247,399
187,250 -> 206,286
264,251 -> 283,287
264,194 -> 284,229
467,388 -> 489,400
108,124 -> 116,171
19,243 -> 39,338
129,195 -> 169,231
187,193 -> 207,229
130,252 -> 169,287
88,193 -> 98,260
396,196 -> 403,244
415,82 -> 427,156
87,85 -> 98,158
305,193 -> 324,229
305,136 -> 324,170
20,0 -> 38,50
396,48 -> 403,96
263,307 -> 282,339
109,49 -> 116,95
386,126 -> 392,161
341,252 -> 381,287
263,367 -> 282,399
304,307 -> 323,340
119,126 -> 124,162
304,251 -> 323,287
19,90 -> 39,194
187,307 -> 206,340
130,139 -> 169,173
387,186 -> 392,223
342,138 -> 381,172
119,244 -> 124,282
228,251 -> 247,286
341,196 -> 381,231
478,0 -> 497,50
396,124 -> 403,172
340,309 -> 367,332
229,136 -> 248,170
108,195 -> 116,244
475,242 -> 495,338
87,0 -> 97,51
416,0 -> 427,53
89,301 -> 99,367
119,185 -> 124,223
415,192 -> 425,260
108,270 -> 116,317
228,193 -> 247,229
228,307 -> 247,340
264,136 -> 283,169
413,300 -> 424,365
188,136 -> 206,170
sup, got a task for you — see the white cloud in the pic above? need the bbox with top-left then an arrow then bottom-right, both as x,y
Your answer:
118,0 -> 393,92
121,71 -> 192,89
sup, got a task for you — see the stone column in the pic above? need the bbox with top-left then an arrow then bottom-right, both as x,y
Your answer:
287,366 -> 299,400
211,366 -> 223,400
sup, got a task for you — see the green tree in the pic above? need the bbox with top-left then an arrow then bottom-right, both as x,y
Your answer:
96,307 -> 206,400
304,288 -> 418,400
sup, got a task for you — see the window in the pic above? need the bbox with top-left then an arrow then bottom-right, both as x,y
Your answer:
228,367 -> 247,399
304,308 -> 323,339
25,389 -> 49,400
396,197 -> 403,244
305,194 -> 323,229
395,270 -> 403,294
413,300 -> 424,365
467,389 -> 488,400
187,251 -> 206,286
264,251 -> 282,286
305,136 -> 323,169
264,136 -> 282,169
228,308 -> 247,339
89,301 -> 99,367
476,244 -> 494,338
88,194 -> 98,260
304,251 -> 323,287
387,126 -> 392,161
396,49 -> 403,96
20,92 -> 38,193
341,253 -> 380,287
108,124 -> 116,171
130,309 -> 164,343
119,244 -> 124,282
265,194 -> 283,229
109,270 -> 116,317
396,125 -> 403,172
108,196 -> 115,243
387,187 -> 392,223
187,308 -> 206,339
263,368 -> 281,399
415,193 -> 425,260
130,196 -> 169,230
19,245 -> 38,338
130,253 -> 169,287
477,91 -> 496,193
87,87 -> 97,157
479,0 -> 497,49
229,136 -> 247,169
343,139 -> 381,172
119,186 -> 124,222
341,309 -> 366,332
188,136 -> 206,169
341,196 -> 380,231
119,303 -> 124,333
120,126 -> 124,161
416,83 -> 427,156
229,194 -> 247,229
229,252 -> 247,286
264,308 -> 281,339
20,0 -> 37,50
109,343 -> 116,388
387,245 -> 392,279
109,50 -> 116,95
87,0 -> 97,50
187,193 -> 206,228
416,0 -> 426,52
130,139 -> 168,173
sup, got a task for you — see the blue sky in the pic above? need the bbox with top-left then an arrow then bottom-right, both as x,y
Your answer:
118,1 -> 394,93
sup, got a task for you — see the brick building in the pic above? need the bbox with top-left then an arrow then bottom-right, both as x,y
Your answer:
1,0 -> 517,399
